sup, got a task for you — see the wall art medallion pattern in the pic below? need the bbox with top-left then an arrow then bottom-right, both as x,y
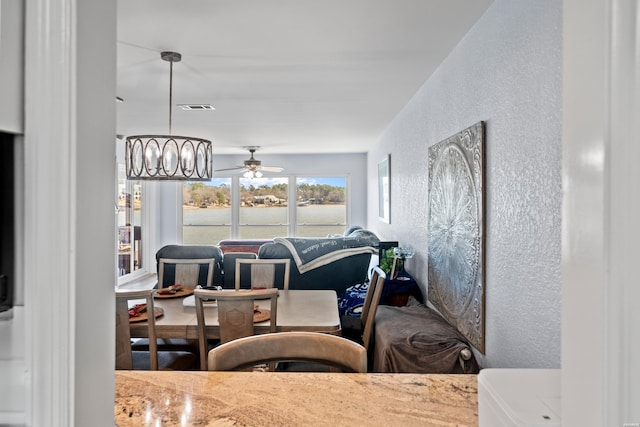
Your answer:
427,121 -> 485,353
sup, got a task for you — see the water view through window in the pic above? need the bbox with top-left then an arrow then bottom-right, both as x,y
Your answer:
239,177 -> 288,238
182,178 -> 232,243
183,176 -> 347,243
295,177 -> 346,236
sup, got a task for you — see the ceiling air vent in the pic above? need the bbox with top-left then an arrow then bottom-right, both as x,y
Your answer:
177,104 -> 215,111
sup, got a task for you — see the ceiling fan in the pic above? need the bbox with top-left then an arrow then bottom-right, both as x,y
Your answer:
215,147 -> 284,178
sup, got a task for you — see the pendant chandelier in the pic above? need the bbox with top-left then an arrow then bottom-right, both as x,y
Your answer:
125,51 -> 213,181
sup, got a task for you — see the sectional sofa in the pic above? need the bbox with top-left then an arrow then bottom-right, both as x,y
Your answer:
156,228 -> 380,296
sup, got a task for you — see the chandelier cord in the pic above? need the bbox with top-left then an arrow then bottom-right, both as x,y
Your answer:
168,58 -> 173,134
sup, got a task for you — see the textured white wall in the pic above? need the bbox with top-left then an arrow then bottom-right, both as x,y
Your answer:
368,0 -> 562,368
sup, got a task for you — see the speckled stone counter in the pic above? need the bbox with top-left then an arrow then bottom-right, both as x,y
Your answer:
115,371 -> 478,426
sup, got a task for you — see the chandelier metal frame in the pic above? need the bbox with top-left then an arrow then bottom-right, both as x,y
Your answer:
125,51 -> 213,181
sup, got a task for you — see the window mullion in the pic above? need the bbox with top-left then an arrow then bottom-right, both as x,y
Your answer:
288,175 -> 296,237
232,175 -> 240,238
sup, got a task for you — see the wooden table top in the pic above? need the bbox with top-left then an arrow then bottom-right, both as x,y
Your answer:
115,370 -> 478,426
128,289 -> 342,339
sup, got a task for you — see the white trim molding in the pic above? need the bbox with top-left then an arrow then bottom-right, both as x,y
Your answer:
606,0 -> 640,422
563,0 -> 640,424
24,0 -> 117,425
24,0 -> 75,424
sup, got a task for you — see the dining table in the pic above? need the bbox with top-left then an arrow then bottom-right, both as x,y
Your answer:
115,370 -> 478,426
127,289 -> 342,340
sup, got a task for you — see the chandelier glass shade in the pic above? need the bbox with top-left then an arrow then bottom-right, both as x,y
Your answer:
125,51 -> 213,181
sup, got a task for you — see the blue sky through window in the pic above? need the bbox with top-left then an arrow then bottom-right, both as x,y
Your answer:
197,177 -> 346,187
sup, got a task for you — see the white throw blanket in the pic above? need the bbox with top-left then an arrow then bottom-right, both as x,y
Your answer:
274,235 -> 378,274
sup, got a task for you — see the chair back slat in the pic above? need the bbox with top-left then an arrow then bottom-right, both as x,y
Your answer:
235,258 -> 291,290
158,258 -> 215,288
250,263 -> 276,288
217,298 -> 256,343
174,263 -> 202,286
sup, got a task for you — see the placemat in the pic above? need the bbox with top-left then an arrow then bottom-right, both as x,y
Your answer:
129,307 -> 164,323
154,287 -> 195,299
253,308 -> 270,323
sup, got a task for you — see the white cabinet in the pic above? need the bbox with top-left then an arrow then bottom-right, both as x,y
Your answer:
478,369 -> 561,426
0,0 -> 24,134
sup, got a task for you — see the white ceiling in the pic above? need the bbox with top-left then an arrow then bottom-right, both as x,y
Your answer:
117,0 -> 493,155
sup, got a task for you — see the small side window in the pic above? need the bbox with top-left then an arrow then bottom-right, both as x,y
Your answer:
117,164 -> 143,277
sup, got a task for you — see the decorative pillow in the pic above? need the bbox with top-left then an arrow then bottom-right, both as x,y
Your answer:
338,283 -> 369,317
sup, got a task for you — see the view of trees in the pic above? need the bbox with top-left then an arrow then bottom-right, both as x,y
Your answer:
183,182 -> 231,207
183,181 -> 345,207
297,183 -> 345,204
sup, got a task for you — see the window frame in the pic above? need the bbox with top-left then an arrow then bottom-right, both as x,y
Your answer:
116,172 -> 156,287
179,174 -> 350,241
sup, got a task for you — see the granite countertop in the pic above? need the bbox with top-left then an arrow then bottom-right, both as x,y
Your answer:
115,371 -> 478,426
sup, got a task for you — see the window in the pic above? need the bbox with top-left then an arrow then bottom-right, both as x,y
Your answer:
117,164 -> 143,278
239,177 -> 288,239
182,176 -> 348,241
295,177 -> 347,237
182,178 -> 232,244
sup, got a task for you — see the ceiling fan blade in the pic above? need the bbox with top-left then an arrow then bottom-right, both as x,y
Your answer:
214,166 -> 246,172
258,166 -> 284,172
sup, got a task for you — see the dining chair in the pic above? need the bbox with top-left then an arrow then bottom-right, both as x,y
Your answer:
115,290 -> 198,370
222,252 -> 256,288
193,288 -> 279,370
361,266 -> 386,351
208,331 -> 368,373
234,258 -> 291,290
131,255 -> 217,356
155,244 -> 223,288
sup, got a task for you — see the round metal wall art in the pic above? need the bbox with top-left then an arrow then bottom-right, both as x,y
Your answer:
427,121 -> 485,353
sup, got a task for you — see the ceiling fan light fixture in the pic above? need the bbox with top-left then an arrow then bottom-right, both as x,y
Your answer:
243,169 -> 263,179
125,51 -> 213,181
